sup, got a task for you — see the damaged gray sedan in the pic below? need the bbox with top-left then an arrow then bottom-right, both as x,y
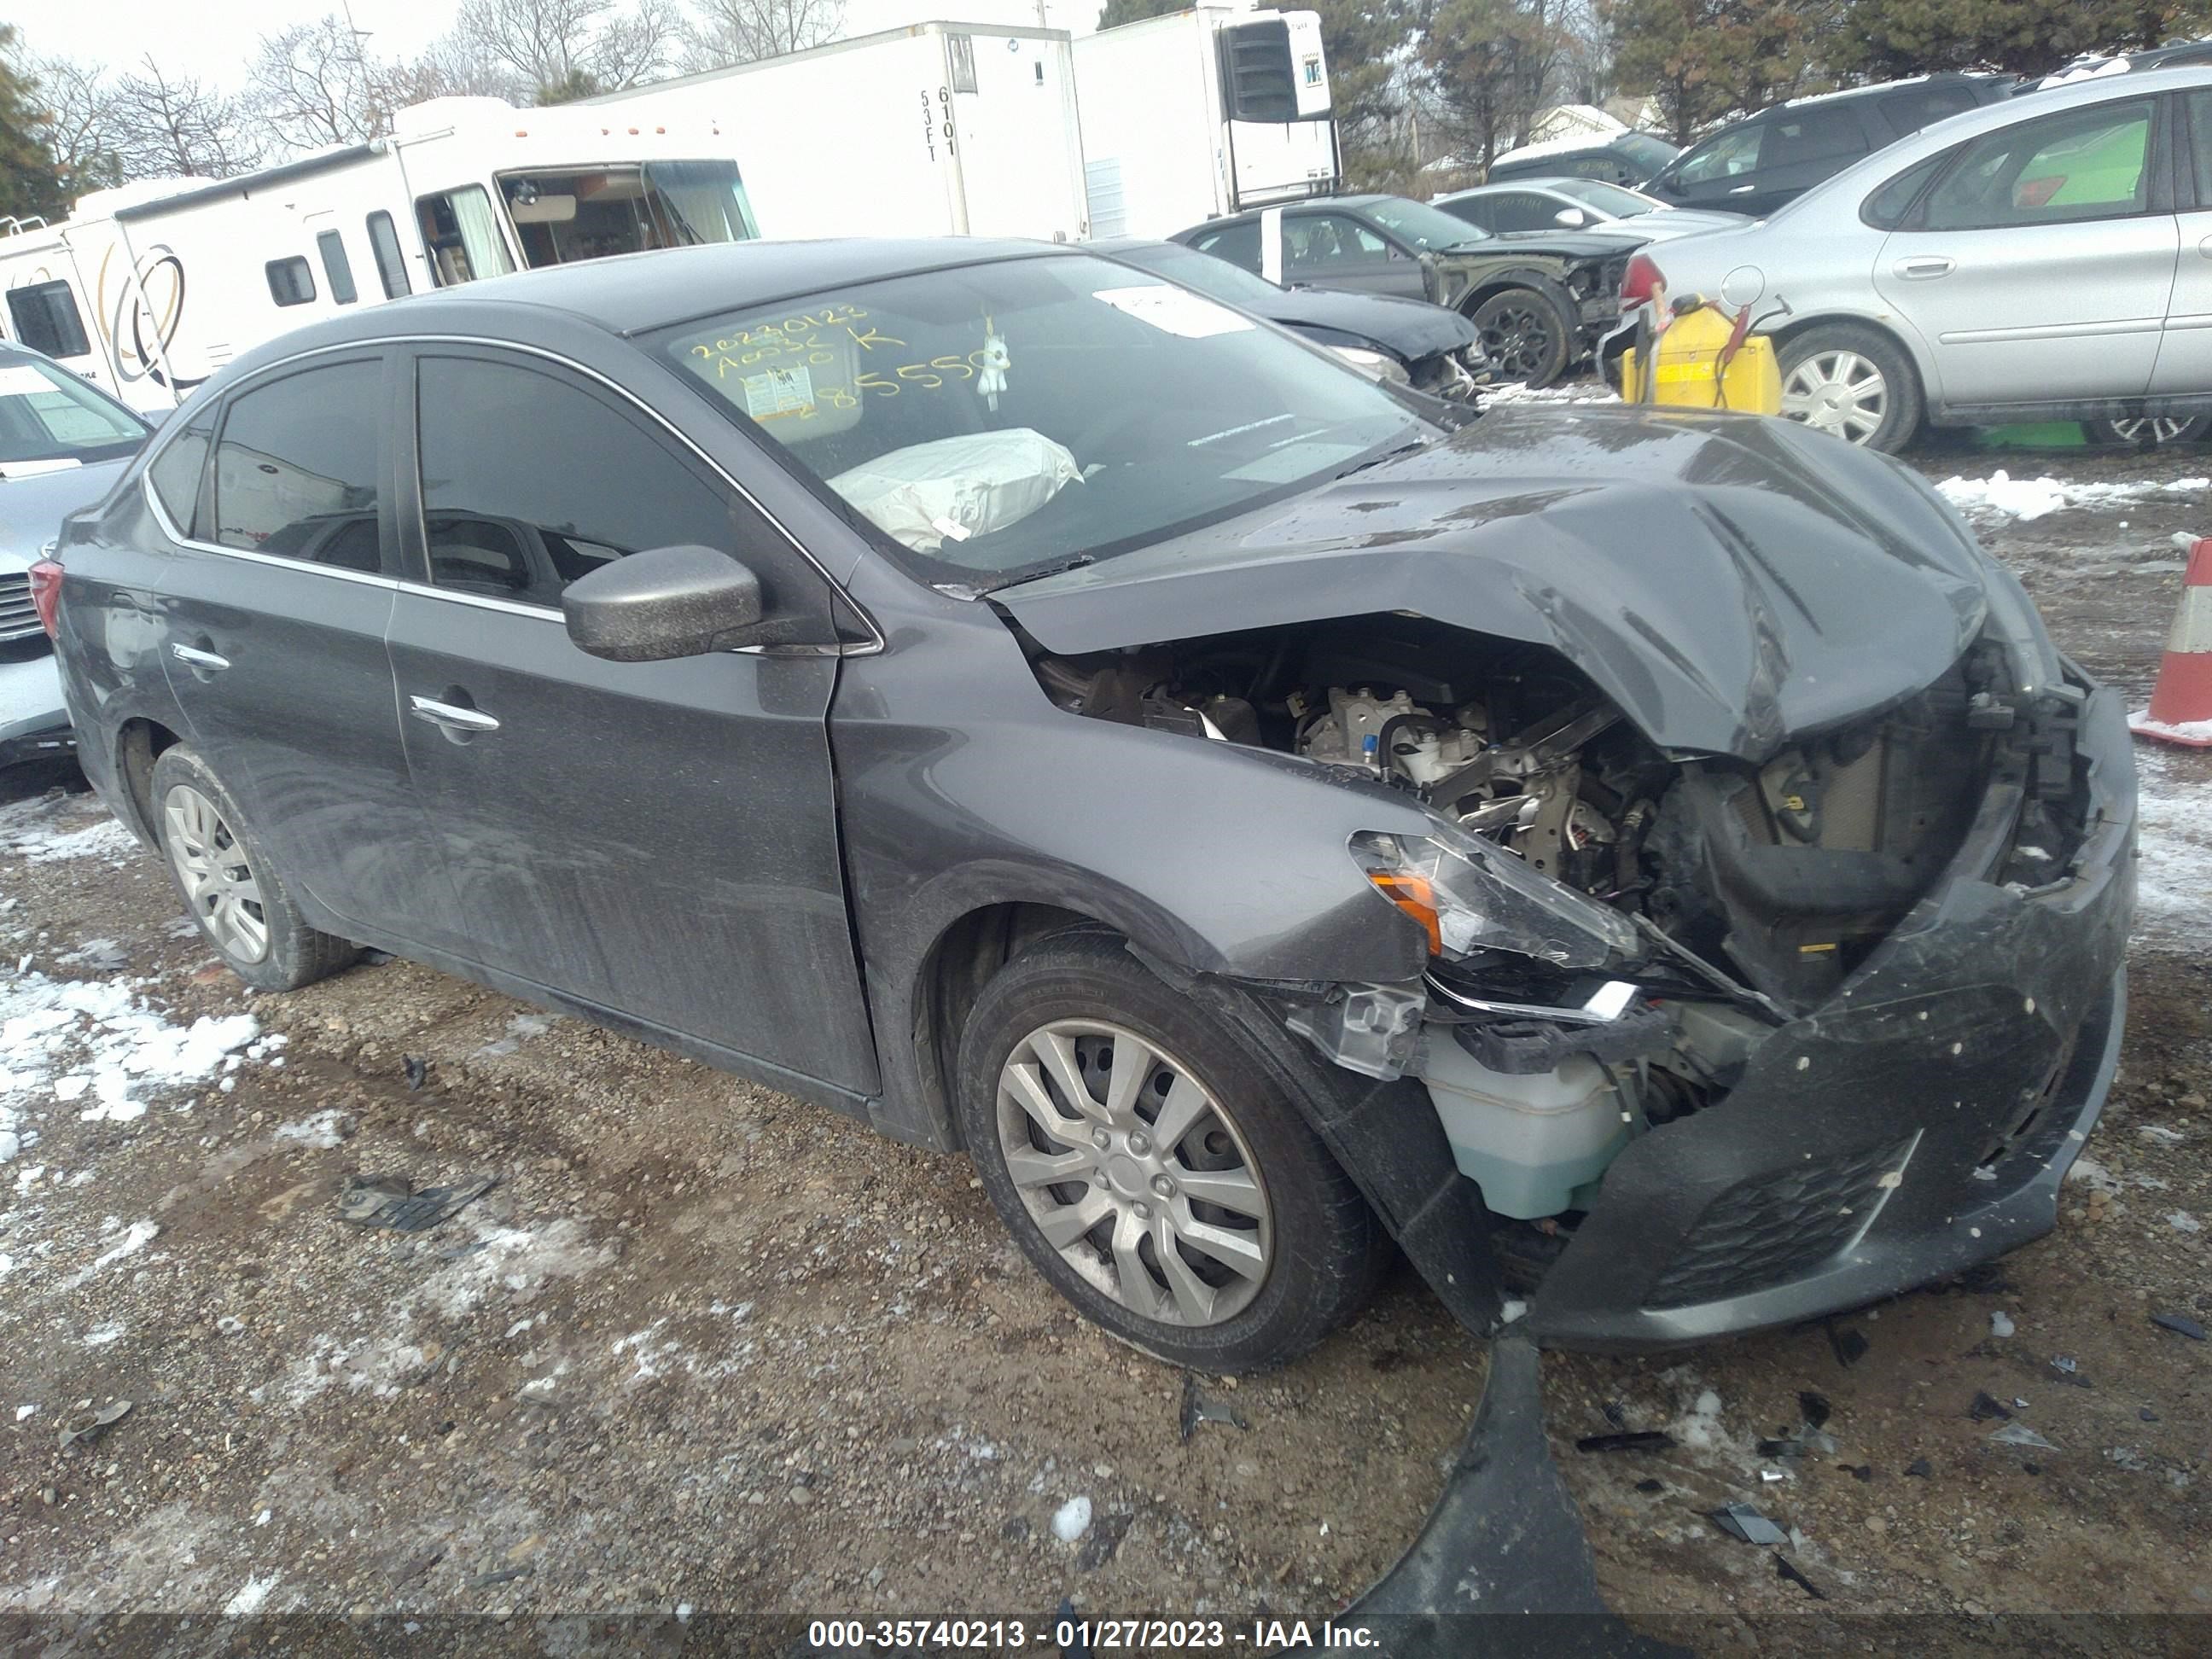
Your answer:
48,240 -> 2134,1370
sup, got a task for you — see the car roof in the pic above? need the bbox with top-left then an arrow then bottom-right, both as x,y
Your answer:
1433,182 -> 1575,202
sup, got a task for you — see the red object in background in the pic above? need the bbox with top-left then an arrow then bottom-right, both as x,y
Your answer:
1620,252 -> 1665,307
2131,538 -> 2212,748
28,558 -> 63,637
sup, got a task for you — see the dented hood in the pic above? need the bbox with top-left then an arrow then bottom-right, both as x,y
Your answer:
995,405 -> 1994,761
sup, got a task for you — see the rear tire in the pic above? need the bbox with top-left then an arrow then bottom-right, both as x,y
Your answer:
2085,416 -> 2211,449
150,746 -> 358,992
1777,323 -> 1924,453
955,929 -> 1387,1373
1470,287 -> 1574,388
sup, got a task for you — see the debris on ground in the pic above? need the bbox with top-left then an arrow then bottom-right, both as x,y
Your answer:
404,1056 -> 429,1091
1906,1459 -> 1932,1478
1178,1376 -> 1248,1441
1074,1512 -> 1132,1572
1989,1423 -> 2058,1451
1775,1553 -> 1827,1601
1969,1392 -> 2014,1422
1707,1503 -> 1788,1546
56,1400 -> 131,1455
1575,1431 -> 1675,1454
1990,1312 -> 2016,1338
335,1174 -> 495,1231
1797,1391 -> 1831,1429
2149,1313 -> 2205,1341
1633,1478 -> 1664,1494
1826,1323 -> 1869,1368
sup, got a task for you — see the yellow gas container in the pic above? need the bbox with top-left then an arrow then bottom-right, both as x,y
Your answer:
1620,300 -> 1782,415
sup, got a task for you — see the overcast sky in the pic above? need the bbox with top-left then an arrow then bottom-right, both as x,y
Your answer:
9,0 -> 1097,85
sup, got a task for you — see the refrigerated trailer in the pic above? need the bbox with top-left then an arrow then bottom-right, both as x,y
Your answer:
1074,7 -> 1336,240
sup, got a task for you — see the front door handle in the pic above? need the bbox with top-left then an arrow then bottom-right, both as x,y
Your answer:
170,643 -> 230,672
1894,256 -> 1955,280
408,695 -> 500,735
2200,235 -> 2212,258
1728,183 -> 1756,195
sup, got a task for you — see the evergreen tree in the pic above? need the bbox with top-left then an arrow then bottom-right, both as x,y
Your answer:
0,26 -> 67,224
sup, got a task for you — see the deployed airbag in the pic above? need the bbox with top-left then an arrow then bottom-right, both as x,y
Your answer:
830,428 -> 1081,555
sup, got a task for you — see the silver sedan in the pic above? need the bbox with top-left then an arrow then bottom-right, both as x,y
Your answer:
1621,66 -> 2212,451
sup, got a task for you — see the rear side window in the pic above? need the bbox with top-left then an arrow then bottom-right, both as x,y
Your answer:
212,359 -> 386,571
266,257 -> 316,307
1490,192 -> 1563,232
367,210 -> 412,298
1674,124 -> 1764,186
1762,104 -> 1868,170
317,230 -> 358,306
1922,99 -> 2153,230
1881,82 -> 1981,137
147,411 -> 215,537
1191,219 -> 1262,271
5,282 -> 90,358
2188,90 -> 2212,207
415,355 -> 742,608
1862,153 -> 1948,228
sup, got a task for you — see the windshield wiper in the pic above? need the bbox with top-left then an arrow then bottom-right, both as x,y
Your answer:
1334,439 -> 1429,480
941,553 -> 1097,601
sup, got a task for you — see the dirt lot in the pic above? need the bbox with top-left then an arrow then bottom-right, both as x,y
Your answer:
0,428 -> 2206,1636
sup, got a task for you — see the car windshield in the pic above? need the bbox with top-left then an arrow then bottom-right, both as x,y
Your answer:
659,253 -> 1427,585
1545,178 -> 1663,217
1362,197 -> 1488,250
0,353 -> 148,470
1111,242 -> 1286,308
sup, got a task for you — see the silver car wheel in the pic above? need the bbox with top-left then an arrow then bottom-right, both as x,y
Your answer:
163,783 -> 271,963
2105,416 -> 2197,445
1781,350 -> 1889,444
994,1019 -> 1272,1327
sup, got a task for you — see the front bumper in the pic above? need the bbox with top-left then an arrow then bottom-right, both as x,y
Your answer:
1525,680 -> 2137,1352
0,646 -> 73,768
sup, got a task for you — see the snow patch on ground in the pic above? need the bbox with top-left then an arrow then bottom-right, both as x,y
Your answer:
1051,1495 -> 1093,1542
1671,1385 -> 1731,1451
4,815 -> 139,867
272,1110 -> 346,1150
2133,749 -> 2212,947
220,1574 -> 279,1615
1936,469 -> 2212,523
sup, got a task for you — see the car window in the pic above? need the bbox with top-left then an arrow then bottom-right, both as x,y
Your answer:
1118,243 -> 1285,306
1436,195 -> 1494,230
1881,82 -> 1980,137
415,354 -> 763,611
1762,104 -> 1867,170
147,410 -> 214,535
211,358 -> 387,570
1549,178 -> 1655,216
1190,219 -> 1262,272
367,210 -> 412,298
1286,213 -> 1391,272
416,185 -> 516,287
5,282 -> 90,359
0,352 -> 147,467
1674,124 -> 1764,186
1922,100 -> 2153,230
317,230 -> 358,306
1861,152 -> 1949,229
1491,192 -> 1563,232
1617,134 -> 1679,174
2190,90 -> 2212,204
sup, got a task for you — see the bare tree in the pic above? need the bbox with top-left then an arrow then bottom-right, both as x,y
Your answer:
683,0 -> 844,69
26,53 -> 125,194
243,15 -> 397,154
108,56 -> 260,179
448,0 -> 678,103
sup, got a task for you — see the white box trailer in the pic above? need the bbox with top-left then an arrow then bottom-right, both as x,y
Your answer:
1074,6 -> 1336,240
587,24 -> 1091,242
0,97 -> 776,413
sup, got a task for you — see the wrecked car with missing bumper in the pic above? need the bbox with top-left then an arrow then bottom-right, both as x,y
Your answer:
49,240 -> 2133,1371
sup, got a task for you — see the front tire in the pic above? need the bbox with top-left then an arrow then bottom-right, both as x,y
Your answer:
956,930 -> 1386,1373
150,745 -> 358,992
1469,287 -> 1574,388
1777,323 -> 1924,452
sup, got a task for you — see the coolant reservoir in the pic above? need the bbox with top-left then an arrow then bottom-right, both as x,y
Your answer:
1418,1042 -> 1632,1220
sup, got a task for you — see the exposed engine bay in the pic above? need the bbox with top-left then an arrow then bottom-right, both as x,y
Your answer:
1018,609 -> 2088,1234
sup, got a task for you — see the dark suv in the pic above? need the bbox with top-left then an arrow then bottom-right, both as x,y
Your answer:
1644,74 -> 2017,219
40,240 -> 2133,1367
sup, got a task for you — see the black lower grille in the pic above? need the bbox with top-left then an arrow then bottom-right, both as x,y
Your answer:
0,573 -> 38,641
1644,1133 -> 1918,1308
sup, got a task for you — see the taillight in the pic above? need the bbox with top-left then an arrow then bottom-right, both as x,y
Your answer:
1621,252 -> 1665,306
28,559 -> 63,637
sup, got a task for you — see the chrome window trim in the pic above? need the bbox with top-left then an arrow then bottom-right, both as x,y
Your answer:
136,333 -> 886,655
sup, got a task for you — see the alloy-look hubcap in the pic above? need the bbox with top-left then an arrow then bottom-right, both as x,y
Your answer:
163,783 -> 271,963
994,1019 -> 1272,1327
1780,349 -> 1888,443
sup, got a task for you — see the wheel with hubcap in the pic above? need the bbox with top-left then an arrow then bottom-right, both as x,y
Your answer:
1776,323 -> 1924,453
2085,416 -> 2211,449
957,930 -> 1388,1372
1469,287 -> 1573,388
150,745 -> 358,992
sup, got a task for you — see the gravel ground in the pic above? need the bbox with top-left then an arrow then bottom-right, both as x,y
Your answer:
0,421 -> 2205,1634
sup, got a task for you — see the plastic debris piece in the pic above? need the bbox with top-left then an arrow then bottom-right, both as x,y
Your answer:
2010,1397 -> 2029,1412
1797,1390 -> 1831,1429
2052,1355 -> 2078,1374
1906,1458 -> 1931,1478
337,1174 -> 494,1232
1759,1469 -> 1784,1483
1707,1502 -> 1788,1545
1602,1400 -> 1628,1429
1968,1392 -> 2013,1422
2150,1312 -> 2205,1341
1988,1422 -> 2057,1451
1575,1431 -> 1674,1454
1989,1311 -> 2015,1338
1177,1375 -> 1248,1442
1775,1553 -> 1826,1600
1850,1464 -> 1874,1482
1826,1322 -> 1868,1368
404,1056 -> 429,1091
1633,1478 -> 1663,1494
2139,1407 -> 2160,1423
57,1400 -> 132,1454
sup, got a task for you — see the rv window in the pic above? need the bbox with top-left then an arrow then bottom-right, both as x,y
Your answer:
317,231 -> 358,306
367,211 -> 412,298
494,160 -> 759,270
212,358 -> 386,572
266,257 -> 317,308
5,282 -> 90,359
416,186 -> 515,287
147,410 -> 215,536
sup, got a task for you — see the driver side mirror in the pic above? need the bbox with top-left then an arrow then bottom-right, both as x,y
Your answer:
1553,207 -> 1589,227
562,543 -> 765,662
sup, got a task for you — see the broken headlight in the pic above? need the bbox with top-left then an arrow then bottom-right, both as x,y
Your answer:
1330,346 -> 1412,386
1351,825 -> 1639,970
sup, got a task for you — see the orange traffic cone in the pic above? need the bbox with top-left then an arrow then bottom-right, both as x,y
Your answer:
2132,536 -> 2212,748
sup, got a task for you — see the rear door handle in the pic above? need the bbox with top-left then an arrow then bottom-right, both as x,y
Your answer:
408,695 -> 500,735
1894,256 -> 1955,279
170,643 -> 230,672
